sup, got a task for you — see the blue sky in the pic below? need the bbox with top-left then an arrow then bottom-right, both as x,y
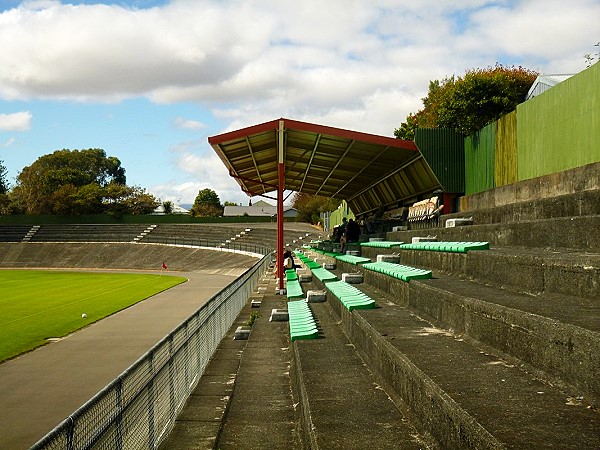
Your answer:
1,0 -> 598,206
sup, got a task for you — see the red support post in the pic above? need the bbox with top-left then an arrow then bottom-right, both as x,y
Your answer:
276,121 -> 285,290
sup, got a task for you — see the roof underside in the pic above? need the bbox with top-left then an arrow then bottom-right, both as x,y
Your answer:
209,118 -> 441,216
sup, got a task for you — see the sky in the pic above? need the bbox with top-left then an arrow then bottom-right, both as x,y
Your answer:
0,0 -> 598,207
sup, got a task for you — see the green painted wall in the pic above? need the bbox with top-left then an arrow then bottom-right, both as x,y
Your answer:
495,111 -> 518,187
415,128 -> 465,193
465,122 -> 495,195
516,63 -> 600,180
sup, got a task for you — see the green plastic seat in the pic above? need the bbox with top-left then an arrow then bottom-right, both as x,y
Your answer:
359,241 -> 404,248
335,254 -> 371,265
326,280 -> 376,311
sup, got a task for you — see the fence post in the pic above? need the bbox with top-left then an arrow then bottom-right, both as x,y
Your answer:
115,378 -> 123,450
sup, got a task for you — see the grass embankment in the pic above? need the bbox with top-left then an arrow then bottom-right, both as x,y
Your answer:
0,270 -> 186,362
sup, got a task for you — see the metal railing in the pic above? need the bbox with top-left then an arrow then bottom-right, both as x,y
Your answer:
31,253 -> 271,450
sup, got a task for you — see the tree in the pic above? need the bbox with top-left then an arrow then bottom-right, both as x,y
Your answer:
12,148 -> 127,214
9,148 -> 158,215
292,193 -> 341,224
584,42 -> 600,68
191,188 -> 223,217
162,201 -> 173,214
395,64 -> 538,136
0,159 -> 8,195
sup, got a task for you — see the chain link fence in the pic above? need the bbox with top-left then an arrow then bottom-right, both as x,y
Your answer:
30,253 -> 271,450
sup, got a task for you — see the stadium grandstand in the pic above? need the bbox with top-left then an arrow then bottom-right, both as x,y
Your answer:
0,63 -> 598,449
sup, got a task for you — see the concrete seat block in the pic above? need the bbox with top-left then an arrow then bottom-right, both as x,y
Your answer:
445,217 -> 473,227
298,273 -> 313,282
306,290 -> 327,302
251,300 -> 261,308
323,262 -> 336,270
412,236 -> 438,243
342,272 -> 364,284
345,250 -> 361,256
234,326 -> 250,340
270,309 -> 289,322
377,254 -> 400,263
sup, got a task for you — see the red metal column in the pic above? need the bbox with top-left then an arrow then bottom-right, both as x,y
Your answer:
277,120 -> 285,290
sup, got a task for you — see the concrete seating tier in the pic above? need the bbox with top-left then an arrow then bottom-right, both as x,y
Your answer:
399,241 -> 489,252
448,189 -> 600,225
288,300 -> 318,341
308,262 -> 600,448
28,224 -> 149,242
0,225 -> 32,242
388,215 -> 600,251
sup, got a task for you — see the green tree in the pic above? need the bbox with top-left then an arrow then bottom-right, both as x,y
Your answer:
12,149 -> 127,214
9,149 -> 158,215
191,188 -> 223,217
162,201 -> 173,214
0,159 -> 8,195
292,193 -> 341,224
395,64 -> 538,136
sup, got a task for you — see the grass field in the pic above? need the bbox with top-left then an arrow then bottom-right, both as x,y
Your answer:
0,270 -> 187,363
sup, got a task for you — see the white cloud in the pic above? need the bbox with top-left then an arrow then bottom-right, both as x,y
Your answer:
1,137 -> 16,147
1,0 -> 598,184
0,111 -> 32,131
174,117 -> 205,130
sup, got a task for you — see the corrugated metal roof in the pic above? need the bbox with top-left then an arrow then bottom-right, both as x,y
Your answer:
526,74 -> 574,100
209,118 -> 442,216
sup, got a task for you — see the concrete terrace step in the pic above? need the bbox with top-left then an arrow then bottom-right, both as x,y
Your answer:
317,279 -> 600,449
359,245 -> 600,300
215,285 -> 299,449
339,254 -> 600,405
292,299 -> 431,450
387,214 -> 600,251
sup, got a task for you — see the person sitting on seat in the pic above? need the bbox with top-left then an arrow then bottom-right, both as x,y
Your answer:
345,218 -> 360,243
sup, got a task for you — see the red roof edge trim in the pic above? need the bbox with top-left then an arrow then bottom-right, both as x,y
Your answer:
208,117 -> 418,151
208,119 -> 280,145
282,118 -> 418,151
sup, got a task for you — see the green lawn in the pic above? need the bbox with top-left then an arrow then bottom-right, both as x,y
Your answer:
0,270 -> 187,362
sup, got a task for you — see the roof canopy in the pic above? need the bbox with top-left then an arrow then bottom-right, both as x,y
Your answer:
208,118 -> 441,216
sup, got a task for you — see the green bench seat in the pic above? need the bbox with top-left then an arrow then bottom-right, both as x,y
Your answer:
335,254 -> 371,265
326,280 -> 376,311
286,278 -> 304,299
311,267 -> 338,283
288,300 -> 318,341
285,269 -> 298,281
399,241 -> 489,253
359,241 -> 404,248
362,262 -> 432,282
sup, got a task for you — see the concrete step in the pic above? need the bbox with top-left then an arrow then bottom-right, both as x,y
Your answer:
215,281 -> 300,449
316,278 -> 600,449
445,189 -> 600,225
387,214 -> 600,251
331,254 -> 600,405
292,299 -> 431,450
358,245 -> 600,300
